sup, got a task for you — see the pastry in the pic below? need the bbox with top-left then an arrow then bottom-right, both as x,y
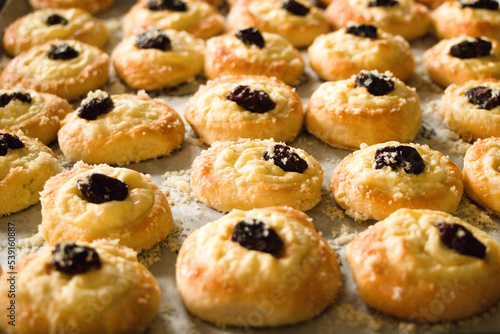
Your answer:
307,23 -> 415,81
176,206 -> 342,326
325,0 -> 431,41
204,28 -> 305,85
0,40 -> 109,101
330,141 -> 464,221
347,208 -> 500,322
184,75 -> 303,144
3,8 -> 109,57
0,240 -> 161,333
112,28 -> 205,90
463,137 -> 500,216
41,161 -> 174,251
423,36 -> 500,87
0,131 -> 61,217
191,139 -> 323,212
57,90 -> 185,165
29,0 -> 114,14
123,0 -> 224,39
0,88 -> 72,145
431,0 -> 500,42
226,0 -> 329,47
439,79 -> 500,141
305,70 -> 422,149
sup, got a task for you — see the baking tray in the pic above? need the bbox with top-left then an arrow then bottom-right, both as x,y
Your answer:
0,0 -> 499,333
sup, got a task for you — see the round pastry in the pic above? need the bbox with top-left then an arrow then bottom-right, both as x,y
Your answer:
204,28 -> 305,85
325,0 -> 431,41
41,162 -> 174,251
431,0 -> 500,42
330,141 -> 464,221
176,206 -> 342,326
0,240 -> 161,333
0,131 -> 61,217
439,79 -> 500,141
226,0 -> 329,47
307,23 -> 415,81
112,28 -> 205,90
191,139 -> 323,212
184,75 -> 303,145
0,88 -> 72,145
123,0 -> 224,39
346,208 -> 500,322
423,36 -> 500,87
305,71 -> 422,149
29,0 -> 114,14
2,8 -> 109,57
58,91 -> 185,165
0,40 -> 109,101
463,137 -> 500,215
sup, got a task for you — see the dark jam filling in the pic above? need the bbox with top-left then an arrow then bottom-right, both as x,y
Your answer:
46,13 -> 68,25
77,95 -> 115,120
449,38 -> 492,59
434,222 -> 486,259
48,43 -> 79,60
355,71 -> 395,96
52,242 -> 102,275
282,0 -> 310,16
346,23 -> 378,39
235,27 -> 265,49
368,0 -> 398,7
374,145 -> 425,175
0,92 -> 32,108
459,0 -> 499,10
136,29 -> 172,51
226,85 -> 276,113
0,133 -> 24,156
77,173 -> 129,204
231,219 -> 284,255
263,144 -> 308,173
465,86 -> 500,110
146,0 -> 188,11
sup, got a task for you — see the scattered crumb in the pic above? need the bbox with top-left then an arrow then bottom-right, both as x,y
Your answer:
138,220 -> 185,267
322,204 -> 345,222
334,304 -> 385,331
185,127 -> 204,146
162,170 -> 194,204
329,224 -> 358,247
455,197 -> 496,230
17,226 -> 46,259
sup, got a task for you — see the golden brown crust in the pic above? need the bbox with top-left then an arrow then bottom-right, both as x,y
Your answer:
2,8 -> 109,57
204,32 -> 305,85
41,162 -> 174,251
58,93 -> 185,165
463,137 -> 500,216
423,36 -> 500,87
29,0 -> 114,14
122,0 -> 224,39
325,0 -> 431,41
346,209 -> 500,322
431,1 -> 500,41
330,141 -> 464,221
0,40 -> 109,101
0,241 -> 160,334
190,139 -> 323,212
305,74 -> 422,149
184,75 -> 304,144
176,206 -> 341,326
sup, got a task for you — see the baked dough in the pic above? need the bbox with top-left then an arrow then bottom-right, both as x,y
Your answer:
0,131 -> 61,217
58,91 -> 185,165
0,88 -> 72,145
325,0 -> 431,41
204,30 -> 305,85
0,39 -> 109,101
3,8 -> 109,57
463,137 -> 500,216
184,75 -> 304,144
29,0 -> 114,14
191,139 -> 323,212
414,0 -> 447,9
176,206 -> 341,326
226,0 -> 329,47
123,0 -> 224,39
439,79 -> 500,141
307,24 -> 415,81
305,71 -> 422,149
346,208 -> 500,322
423,36 -> 500,87
431,0 -> 500,41
330,141 -> 464,221
0,240 -> 161,333
112,28 -> 205,90
41,161 -> 174,251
